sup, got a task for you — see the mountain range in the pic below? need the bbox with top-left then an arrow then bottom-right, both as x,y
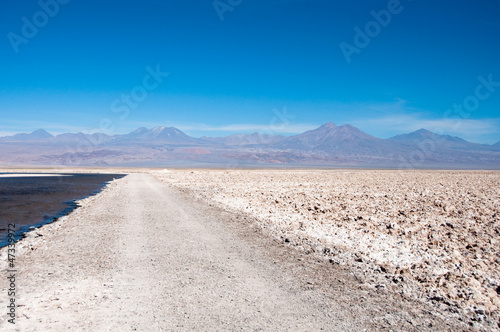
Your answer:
0,123 -> 499,168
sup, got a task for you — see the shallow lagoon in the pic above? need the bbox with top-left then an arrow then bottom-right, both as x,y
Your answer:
0,173 -> 124,247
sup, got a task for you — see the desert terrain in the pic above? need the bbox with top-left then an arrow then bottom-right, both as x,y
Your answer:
154,169 -> 500,329
0,168 -> 497,330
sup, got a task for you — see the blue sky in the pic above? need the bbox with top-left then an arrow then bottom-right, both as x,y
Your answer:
1,0 -> 499,143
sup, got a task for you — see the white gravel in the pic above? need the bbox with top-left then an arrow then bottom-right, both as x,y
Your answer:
155,169 -> 500,329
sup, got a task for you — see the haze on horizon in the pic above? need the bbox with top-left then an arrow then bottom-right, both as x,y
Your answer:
1,0 -> 500,144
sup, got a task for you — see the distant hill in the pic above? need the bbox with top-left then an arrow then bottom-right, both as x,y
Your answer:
115,126 -> 200,144
388,129 -> 489,150
273,122 -> 398,155
0,124 -> 499,168
0,129 -> 53,141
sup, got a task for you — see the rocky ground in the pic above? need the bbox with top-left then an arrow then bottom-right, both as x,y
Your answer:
154,169 -> 500,330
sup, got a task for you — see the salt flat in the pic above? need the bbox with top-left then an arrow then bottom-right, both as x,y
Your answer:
155,169 -> 500,329
0,171 -> 470,331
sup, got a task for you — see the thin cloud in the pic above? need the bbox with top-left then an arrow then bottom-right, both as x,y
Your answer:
0,120 -> 319,137
0,120 -> 97,136
177,123 -> 318,134
0,131 -> 18,137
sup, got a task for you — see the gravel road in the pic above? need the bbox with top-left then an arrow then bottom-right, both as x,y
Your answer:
0,173 -> 469,331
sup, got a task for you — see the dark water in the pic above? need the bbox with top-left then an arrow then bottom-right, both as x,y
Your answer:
0,173 -> 125,247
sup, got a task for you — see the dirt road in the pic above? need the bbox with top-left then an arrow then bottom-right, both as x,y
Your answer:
0,174 -> 467,331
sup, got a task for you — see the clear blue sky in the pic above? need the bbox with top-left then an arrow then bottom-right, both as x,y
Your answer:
1,0 -> 499,143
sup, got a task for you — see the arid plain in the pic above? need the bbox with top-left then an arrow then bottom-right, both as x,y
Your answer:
155,169 -> 500,328
0,168 -> 498,330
